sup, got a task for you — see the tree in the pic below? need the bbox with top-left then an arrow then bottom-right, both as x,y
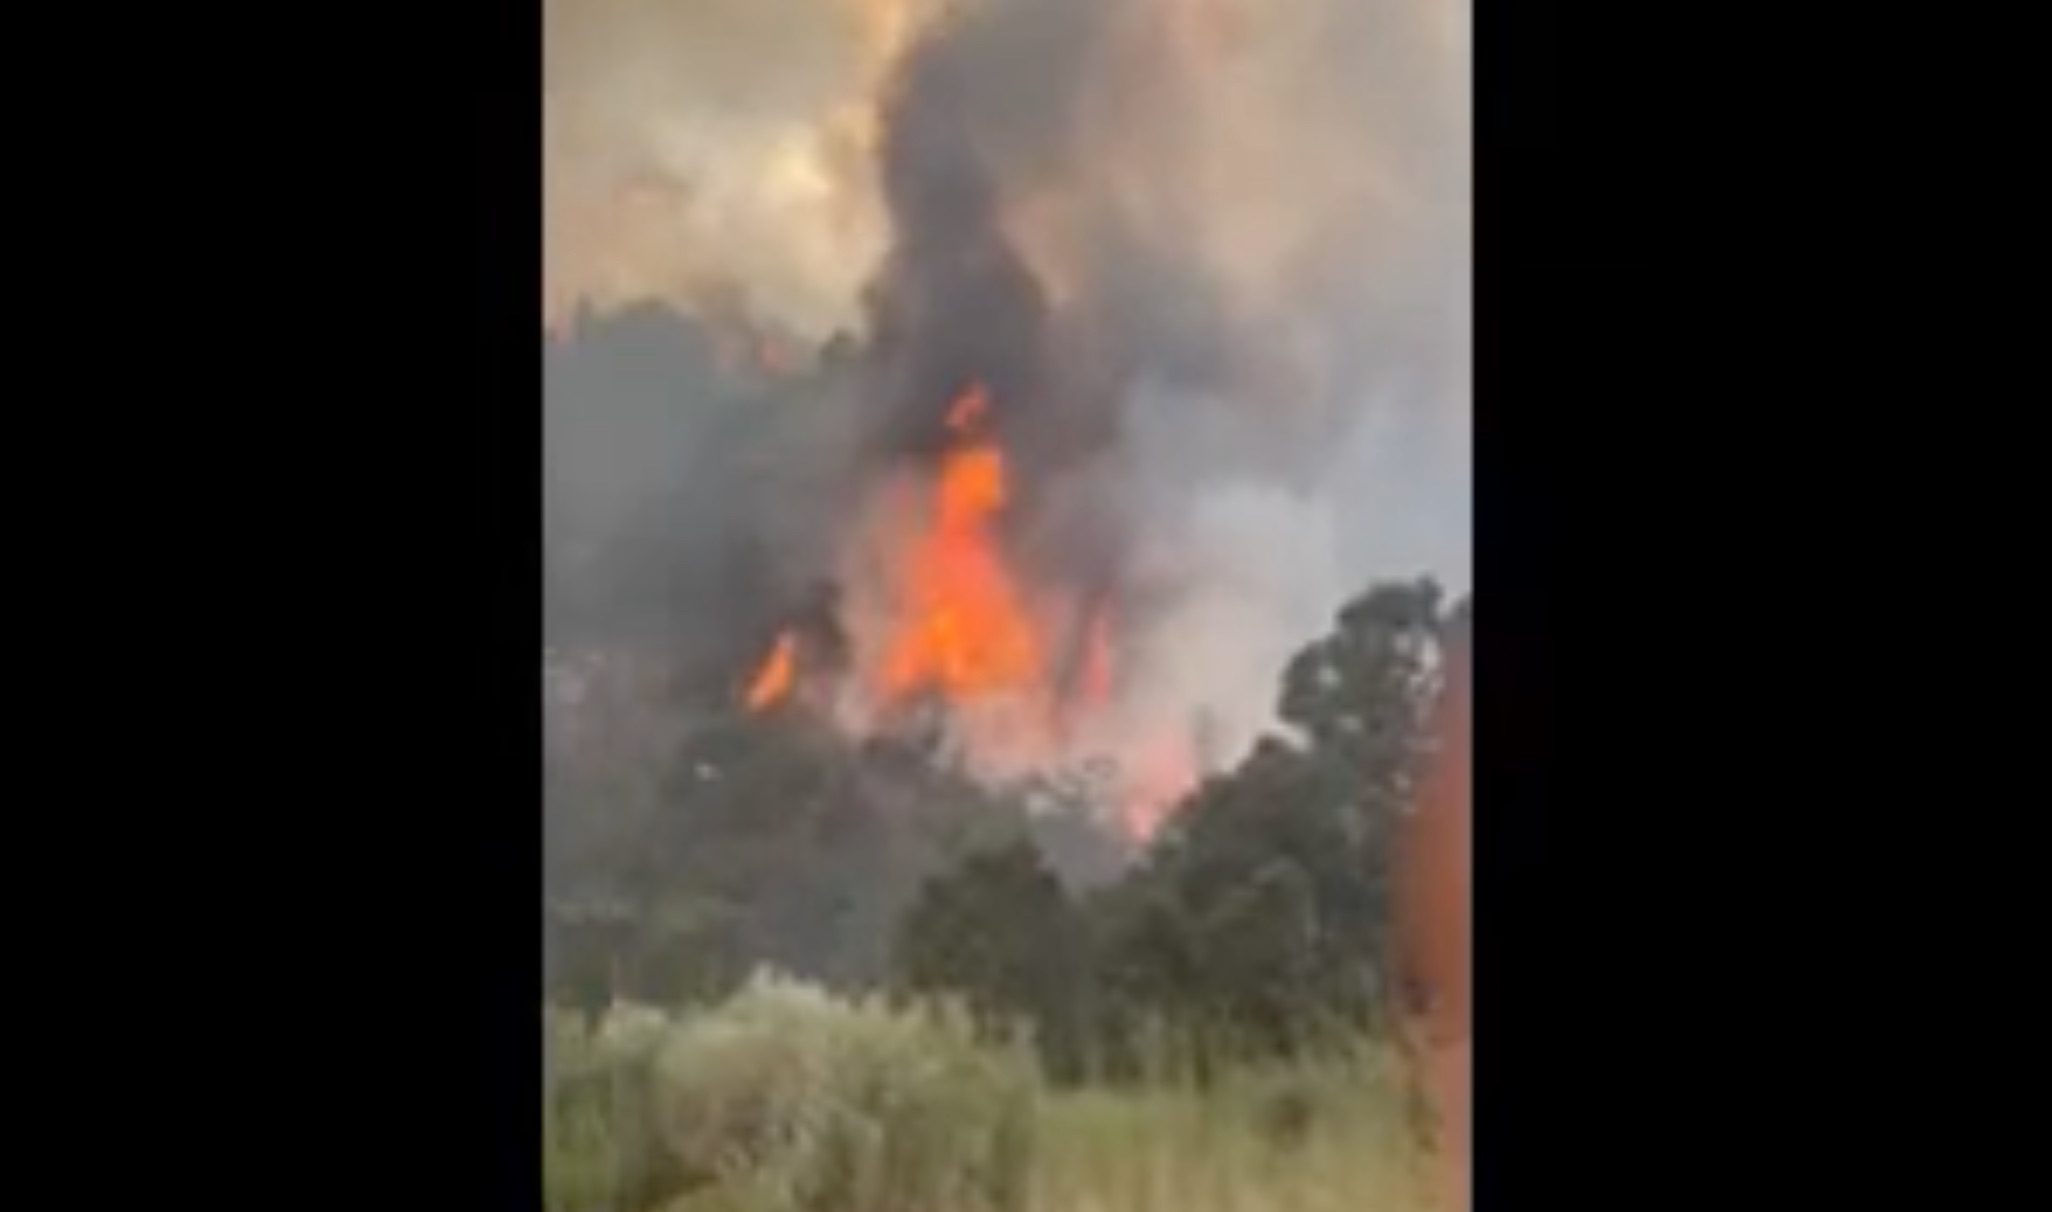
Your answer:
877,579 -> 1464,1074
546,698 -> 1112,1010
1089,578 -> 1458,1060
893,840 -> 1093,1080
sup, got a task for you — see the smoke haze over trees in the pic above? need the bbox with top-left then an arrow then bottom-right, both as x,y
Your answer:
545,0 -> 1468,775
548,574 -> 1463,1081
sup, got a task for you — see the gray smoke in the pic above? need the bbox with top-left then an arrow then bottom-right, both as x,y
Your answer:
853,0 -> 1468,756
544,0 -> 1468,766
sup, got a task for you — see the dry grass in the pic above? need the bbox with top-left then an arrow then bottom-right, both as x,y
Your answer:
1028,1048 -> 1439,1212
546,986 -> 1443,1212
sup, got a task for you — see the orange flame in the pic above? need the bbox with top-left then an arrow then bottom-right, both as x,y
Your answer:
877,385 -> 1044,704
744,629 -> 799,712
848,382 -> 1201,842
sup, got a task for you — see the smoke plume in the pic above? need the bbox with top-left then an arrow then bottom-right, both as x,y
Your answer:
545,0 -> 1469,803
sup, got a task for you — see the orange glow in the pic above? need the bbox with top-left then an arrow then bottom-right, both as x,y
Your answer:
1120,731 -> 1198,841
744,629 -> 799,711
945,381 -> 991,434
844,382 -> 1199,844
877,385 -> 1045,704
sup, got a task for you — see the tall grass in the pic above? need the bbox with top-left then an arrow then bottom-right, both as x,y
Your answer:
1029,1047 -> 1435,1212
545,977 -> 1439,1212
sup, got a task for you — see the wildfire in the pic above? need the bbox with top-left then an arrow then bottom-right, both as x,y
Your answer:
743,629 -> 799,712
735,379 -> 1200,843
877,384 -> 1045,704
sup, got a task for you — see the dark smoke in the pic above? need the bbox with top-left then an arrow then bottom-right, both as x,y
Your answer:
865,61 -> 1055,469
543,303 -> 865,693
546,0 -> 1469,765
862,0 -> 1187,616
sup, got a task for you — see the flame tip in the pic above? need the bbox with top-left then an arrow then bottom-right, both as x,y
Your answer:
744,629 -> 800,712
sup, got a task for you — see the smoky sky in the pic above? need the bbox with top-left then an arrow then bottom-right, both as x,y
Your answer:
545,0 -> 1468,754
544,307 -> 865,677
863,0 -> 1465,647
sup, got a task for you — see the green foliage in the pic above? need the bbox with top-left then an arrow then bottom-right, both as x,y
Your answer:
1107,579 -> 1454,1055
546,707 -> 1097,1009
544,987 -> 1436,1212
893,841 -> 1094,1080
547,571 -> 1456,1052
1027,1044 -> 1433,1212
546,1002 -> 679,1211
891,579 -> 1460,1074
545,976 -> 1035,1212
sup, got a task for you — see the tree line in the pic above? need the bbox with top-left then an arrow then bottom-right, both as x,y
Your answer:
547,578 -> 1463,1081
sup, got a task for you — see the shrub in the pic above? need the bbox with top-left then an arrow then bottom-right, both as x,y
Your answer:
546,974 -> 1036,1212
652,974 -> 1035,1212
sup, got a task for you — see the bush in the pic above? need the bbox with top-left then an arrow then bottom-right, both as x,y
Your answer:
546,974 -> 1036,1212
546,991 -> 1440,1212
547,1002 -> 679,1211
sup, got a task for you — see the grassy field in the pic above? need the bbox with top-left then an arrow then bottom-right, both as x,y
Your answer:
1028,1053 -> 1435,1212
545,978 -> 1441,1212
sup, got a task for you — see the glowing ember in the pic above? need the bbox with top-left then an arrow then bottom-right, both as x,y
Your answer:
743,629 -> 799,711
877,384 -> 1045,704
